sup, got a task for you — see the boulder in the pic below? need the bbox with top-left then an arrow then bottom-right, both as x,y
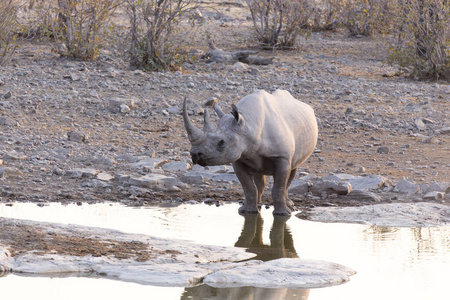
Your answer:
346,174 -> 389,190
288,180 -> 310,195
394,178 -> 420,194
423,191 -> 445,200
345,189 -> 381,202
203,258 -> 355,289
310,180 -> 352,195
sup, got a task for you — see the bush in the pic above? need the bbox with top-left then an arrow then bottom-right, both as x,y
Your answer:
246,0 -> 312,49
341,0 -> 396,36
49,0 -> 120,59
390,0 -> 450,80
309,0 -> 342,31
0,0 -> 19,65
126,0 -> 199,71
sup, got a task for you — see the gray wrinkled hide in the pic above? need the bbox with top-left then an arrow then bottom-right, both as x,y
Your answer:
183,90 -> 318,216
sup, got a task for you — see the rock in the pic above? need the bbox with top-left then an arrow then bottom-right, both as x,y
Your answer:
128,174 -> 188,191
96,172 -> 114,182
0,247 -> 11,275
0,116 -> 19,126
288,180 -> 310,195
228,62 -> 248,72
345,189 -> 381,202
167,106 -> 181,114
212,173 -> 239,183
70,73 -> 80,81
179,174 -> 209,184
115,154 -> 139,163
344,174 -> 388,190
3,150 -> 25,160
203,258 -> 355,289
129,157 -> 165,170
162,161 -> 191,172
67,130 -> 87,143
394,177 -> 419,194
420,182 -> 449,194
109,97 -> 135,113
0,167 -> 23,178
423,191 -> 445,200
93,156 -> 116,167
438,127 -> 450,135
65,168 -> 100,179
414,118 -> 426,131
311,180 -> 352,196
377,146 -> 390,154
120,104 -> 130,113
3,91 -> 11,99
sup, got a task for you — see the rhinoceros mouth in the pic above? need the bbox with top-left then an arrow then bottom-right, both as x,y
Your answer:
192,155 -> 208,167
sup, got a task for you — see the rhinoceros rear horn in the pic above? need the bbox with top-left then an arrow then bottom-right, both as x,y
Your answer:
203,109 -> 216,132
183,96 -> 205,143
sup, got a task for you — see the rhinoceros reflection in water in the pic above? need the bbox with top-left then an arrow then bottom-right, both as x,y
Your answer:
181,215 -> 310,300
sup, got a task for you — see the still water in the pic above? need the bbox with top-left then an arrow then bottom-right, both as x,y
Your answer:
1,202 -> 449,300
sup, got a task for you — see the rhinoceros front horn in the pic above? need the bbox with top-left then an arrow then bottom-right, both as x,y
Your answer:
183,96 -> 205,143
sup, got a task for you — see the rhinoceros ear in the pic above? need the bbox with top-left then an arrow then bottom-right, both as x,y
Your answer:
231,104 -> 240,121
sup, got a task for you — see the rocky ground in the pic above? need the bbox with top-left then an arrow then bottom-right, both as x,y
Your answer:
0,1 -> 449,261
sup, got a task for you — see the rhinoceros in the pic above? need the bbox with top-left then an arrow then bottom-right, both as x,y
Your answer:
183,90 -> 318,216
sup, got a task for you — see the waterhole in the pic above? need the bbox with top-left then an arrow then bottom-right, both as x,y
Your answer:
1,202 -> 449,300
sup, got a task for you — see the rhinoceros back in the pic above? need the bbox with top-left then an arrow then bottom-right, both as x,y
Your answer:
237,90 -> 318,168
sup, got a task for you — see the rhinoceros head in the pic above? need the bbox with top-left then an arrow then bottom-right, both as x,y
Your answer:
183,97 -> 246,166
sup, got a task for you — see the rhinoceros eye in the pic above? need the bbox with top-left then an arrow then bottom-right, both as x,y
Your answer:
217,139 -> 225,150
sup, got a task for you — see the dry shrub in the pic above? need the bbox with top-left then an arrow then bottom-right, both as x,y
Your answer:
341,0 -> 396,36
390,0 -> 450,80
48,0 -> 120,59
0,0 -> 20,65
309,0 -> 343,31
246,0 -> 312,49
126,0 -> 200,71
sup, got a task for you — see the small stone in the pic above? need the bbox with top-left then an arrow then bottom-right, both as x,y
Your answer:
109,97 -> 135,113
120,104 -> 131,113
96,172 -> 114,182
70,73 -> 80,81
415,119 -> 426,131
228,62 -> 248,72
3,91 -> 11,99
377,146 -> 390,154
65,168 -> 100,179
68,130 -> 87,143
0,167 -> 23,178
0,116 -> 19,126
438,127 -> 450,135
3,150 -> 25,160
358,166 -> 366,172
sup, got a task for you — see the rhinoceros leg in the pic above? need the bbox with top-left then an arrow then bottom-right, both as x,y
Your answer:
285,168 -> 297,208
233,161 -> 260,214
272,158 -> 292,216
254,173 -> 266,206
